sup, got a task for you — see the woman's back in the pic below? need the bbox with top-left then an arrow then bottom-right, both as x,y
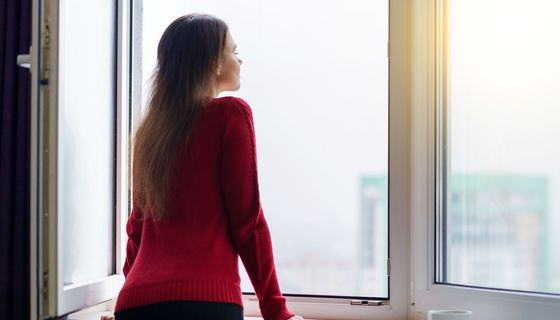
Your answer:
118,97 -> 243,307
116,97 -> 294,320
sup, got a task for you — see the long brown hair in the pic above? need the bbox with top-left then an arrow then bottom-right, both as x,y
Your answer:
133,14 -> 229,220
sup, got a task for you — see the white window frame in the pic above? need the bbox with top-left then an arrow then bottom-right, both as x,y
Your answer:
410,0 -> 560,319
29,0 -> 131,318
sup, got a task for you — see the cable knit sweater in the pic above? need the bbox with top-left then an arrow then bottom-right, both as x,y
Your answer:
114,97 -> 294,320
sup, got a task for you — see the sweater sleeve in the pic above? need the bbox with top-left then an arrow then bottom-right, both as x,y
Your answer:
220,97 -> 295,320
123,207 -> 143,277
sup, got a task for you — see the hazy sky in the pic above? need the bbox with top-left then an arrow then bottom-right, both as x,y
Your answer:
448,0 -> 560,290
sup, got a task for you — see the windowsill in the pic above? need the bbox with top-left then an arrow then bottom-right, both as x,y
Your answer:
69,311 -> 268,320
68,303 -> 324,320
70,311 -> 321,320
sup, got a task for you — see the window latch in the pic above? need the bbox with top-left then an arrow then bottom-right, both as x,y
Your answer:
350,300 -> 383,306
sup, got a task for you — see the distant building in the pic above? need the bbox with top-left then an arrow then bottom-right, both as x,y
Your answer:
447,175 -> 550,293
357,174 -> 551,296
358,175 -> 388,297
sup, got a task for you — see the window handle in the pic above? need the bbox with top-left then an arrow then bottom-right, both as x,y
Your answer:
17,47 -> 31,69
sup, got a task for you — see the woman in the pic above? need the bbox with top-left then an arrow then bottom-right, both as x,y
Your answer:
107,14 -> 302,320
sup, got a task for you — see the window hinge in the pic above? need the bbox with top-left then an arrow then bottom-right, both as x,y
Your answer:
387,258 -> 391,276
42,268 -> 49,302
410,281 -> 416,309
40,5 -> 51,85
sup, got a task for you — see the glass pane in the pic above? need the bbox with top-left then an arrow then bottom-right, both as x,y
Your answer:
59,0 -> 116,285
444,0 -> 560,294
140,0 -> 388,297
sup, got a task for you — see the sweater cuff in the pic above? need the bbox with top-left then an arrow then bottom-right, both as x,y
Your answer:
262,302 -> 295,320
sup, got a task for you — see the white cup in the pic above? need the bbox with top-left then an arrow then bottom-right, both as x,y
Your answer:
427,310 -> 473,320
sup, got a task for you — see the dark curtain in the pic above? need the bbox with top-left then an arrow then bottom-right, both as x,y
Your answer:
0,0 -> 32,319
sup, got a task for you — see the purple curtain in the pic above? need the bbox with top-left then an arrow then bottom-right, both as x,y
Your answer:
0,0 -> 31,318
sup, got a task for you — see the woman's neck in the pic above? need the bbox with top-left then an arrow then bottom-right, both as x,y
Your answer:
207,83 -> 221,99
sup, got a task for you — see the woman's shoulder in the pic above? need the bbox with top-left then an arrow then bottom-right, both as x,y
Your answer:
207,96 -> 252,114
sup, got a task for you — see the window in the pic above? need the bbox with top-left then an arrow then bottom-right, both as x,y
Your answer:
412,0 -> 560,318
136,0 -> 390,299
438,0 -> 560,295
131,0 -> 411,319
59,0 -> 116,288
29,0 -> 129,318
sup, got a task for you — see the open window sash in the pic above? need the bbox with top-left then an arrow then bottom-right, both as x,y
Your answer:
28,0 -> 130,318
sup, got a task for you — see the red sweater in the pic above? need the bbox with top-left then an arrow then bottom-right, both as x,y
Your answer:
115,97 -> 294,320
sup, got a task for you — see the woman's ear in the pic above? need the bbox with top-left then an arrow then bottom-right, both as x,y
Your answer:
214,58 -> 222,76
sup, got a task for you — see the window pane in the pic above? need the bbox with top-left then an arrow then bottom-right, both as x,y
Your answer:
59,0 -> 116,285
444,0 -> 560,294
140,0 -> 388,298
